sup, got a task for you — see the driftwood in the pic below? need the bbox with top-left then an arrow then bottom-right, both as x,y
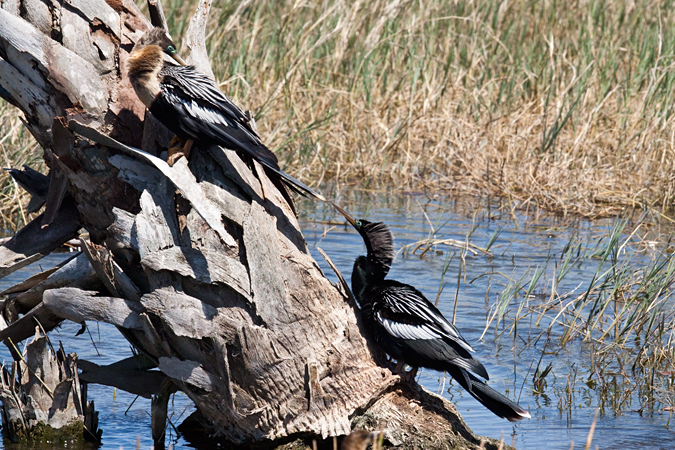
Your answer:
0,1 -> 505,448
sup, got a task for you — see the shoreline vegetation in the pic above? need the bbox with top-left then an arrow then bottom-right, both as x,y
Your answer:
3,1 -> 675,228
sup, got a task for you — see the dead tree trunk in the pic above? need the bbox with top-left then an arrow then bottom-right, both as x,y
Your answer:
0,1 -> 504,448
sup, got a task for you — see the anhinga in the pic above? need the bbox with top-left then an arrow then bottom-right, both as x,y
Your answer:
333,203 -> 530,422
127,27 -> 324,201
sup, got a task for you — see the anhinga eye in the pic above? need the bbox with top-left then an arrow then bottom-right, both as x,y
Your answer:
167,45 -> 176,54
356,220 -> 362,227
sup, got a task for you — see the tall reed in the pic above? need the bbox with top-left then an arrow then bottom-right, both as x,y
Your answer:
486,215 -> 675,413
4,0 -> 675,226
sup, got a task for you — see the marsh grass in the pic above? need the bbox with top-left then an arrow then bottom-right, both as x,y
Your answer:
485,214 -> 675,414
2,0 -> 675,224
161,0 -> 675,218
0,101 -> 44,232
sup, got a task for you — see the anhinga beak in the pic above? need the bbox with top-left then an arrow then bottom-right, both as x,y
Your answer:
332,202 -> 358,228
171,53 -> 187,66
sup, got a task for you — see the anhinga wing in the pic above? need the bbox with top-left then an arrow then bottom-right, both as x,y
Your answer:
373,281 -> 489,379
152,64 -> 325,201
161,66 -> 251,131
156,64 -> 279,169
376,281 -> 475,353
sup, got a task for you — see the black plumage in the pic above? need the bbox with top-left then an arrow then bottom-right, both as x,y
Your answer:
128,28 -> 324,201
150,65 -> 278,170
334,203 -> 530,422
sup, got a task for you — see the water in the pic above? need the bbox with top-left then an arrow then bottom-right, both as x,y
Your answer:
0,255 -> 196,450
301,193 -> 675,449
1,193 -> 674,449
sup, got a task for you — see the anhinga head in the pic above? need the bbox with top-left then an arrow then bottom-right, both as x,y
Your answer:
128,27 -> 187,108
333,203 -> 394,281
131,27 -> 186,66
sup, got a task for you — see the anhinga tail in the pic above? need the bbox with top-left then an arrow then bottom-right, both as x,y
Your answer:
466,374 -> 531,422
258,159 -> 326,202
448,366 -> 530,422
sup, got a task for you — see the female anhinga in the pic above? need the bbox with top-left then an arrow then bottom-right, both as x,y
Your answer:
333,204 -> 530,422
127,27 -> 324,201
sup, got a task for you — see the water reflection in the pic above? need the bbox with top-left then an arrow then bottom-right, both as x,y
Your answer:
0,192 -> 673,449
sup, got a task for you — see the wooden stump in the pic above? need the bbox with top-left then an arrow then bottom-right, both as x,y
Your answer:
0,328 -> 100,443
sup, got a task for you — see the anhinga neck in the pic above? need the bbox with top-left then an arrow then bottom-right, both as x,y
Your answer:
128,45 -> 164,108
351,255 -> 388,308
358,221 -> 394,277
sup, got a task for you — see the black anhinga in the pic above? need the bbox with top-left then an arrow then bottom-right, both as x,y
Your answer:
127,27 -> 324,201
333,203 -> 530,422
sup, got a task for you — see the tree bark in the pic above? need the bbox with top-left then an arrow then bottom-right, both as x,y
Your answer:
0,1 -> 505,448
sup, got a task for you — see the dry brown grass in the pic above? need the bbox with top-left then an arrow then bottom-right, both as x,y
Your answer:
0,100 -> 45,232
3,0 -> 675,223
187,0 -> 675,219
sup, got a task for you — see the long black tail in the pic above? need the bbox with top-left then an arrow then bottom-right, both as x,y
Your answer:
261,161 -> 325,202
448,366 -> 530,422
208,124 -> 325,201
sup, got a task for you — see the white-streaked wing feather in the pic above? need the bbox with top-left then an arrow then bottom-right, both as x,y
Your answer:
184,99 -> 232,127
377,314 -> 440,340
379,285 -> 474,353
167,66 -> 248,120
160,65 -> 262,144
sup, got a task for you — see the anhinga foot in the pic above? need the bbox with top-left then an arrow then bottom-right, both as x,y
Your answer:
168,134 -> 183,148
166,147 -> 185,167
394,360 -> 418,383
166,138 -> 194,167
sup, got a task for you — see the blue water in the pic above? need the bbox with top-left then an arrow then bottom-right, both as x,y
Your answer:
0,254 -> 195,450
1,193 -> 674,449
302,194 -> 675,449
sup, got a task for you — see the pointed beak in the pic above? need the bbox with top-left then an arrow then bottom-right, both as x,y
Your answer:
332,202 -> 357,228
171,52 -> 187,66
